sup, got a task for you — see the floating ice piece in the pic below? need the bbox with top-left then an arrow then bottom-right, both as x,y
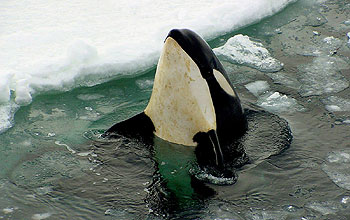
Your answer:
321,96 -> 350,112
245,81 -> 270,97
347,32 -> 350,45
135,79 -> 154,89
323,36 -> 344,54
313,31 -> 320,36
214,35 -> 284,72
322,150 -> 350,190
266,72 -> 300,90
297,56 -> 349,97
2,208 -> 14,214
300,36 -> 344,57
305,11 -> 328,27
256,92 -> 305,113
32,213 -> 52,220
55,141 -> 76,154
0,103 -> 18,134
306,201 -> 339,215
342,196 -> 350,204
245,209 -> 290,220
77,94 -> 104,101
343,119 -> 350,124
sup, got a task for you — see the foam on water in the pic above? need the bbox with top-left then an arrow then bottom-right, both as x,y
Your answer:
214,35 -> 284,72
0,0 -> 296,133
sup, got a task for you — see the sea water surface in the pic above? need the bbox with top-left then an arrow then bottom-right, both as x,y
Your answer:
1,0 -> 350,219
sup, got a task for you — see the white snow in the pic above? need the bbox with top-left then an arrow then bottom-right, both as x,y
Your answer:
0,0 -> 296,133
214,35 -> 284,72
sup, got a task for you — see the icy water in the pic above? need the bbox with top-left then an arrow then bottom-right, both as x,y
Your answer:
1,0 -> 350,219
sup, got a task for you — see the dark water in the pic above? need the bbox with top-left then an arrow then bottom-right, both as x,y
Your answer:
1,0 -> 350,219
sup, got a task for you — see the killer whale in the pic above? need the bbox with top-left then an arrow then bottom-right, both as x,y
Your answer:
104,29 -> 247,170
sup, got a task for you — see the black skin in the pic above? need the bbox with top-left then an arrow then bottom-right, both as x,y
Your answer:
104,28 -> 248,176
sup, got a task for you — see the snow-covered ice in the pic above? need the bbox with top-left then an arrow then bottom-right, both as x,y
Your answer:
257,92 -> 305,113
214,35 -> 284,72
245,81 -> 270,97
0,0 -> 296,133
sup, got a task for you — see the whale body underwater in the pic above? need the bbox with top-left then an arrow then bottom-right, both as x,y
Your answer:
103,29 -> 292,181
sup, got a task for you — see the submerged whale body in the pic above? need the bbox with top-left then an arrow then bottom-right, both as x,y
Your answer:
104,29 -> 248,174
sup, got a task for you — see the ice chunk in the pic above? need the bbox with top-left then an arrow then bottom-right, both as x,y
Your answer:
305,11 -> 328,27
342,196 -> 350,204
0,0 -> 297,132
0,103 -> 18,134
347,32 -> 350,45
32,213 -> 52,220
214,35 -> 284,72
135,79 -> 154,89
2,208 -> 14,214
306,201 -> 339,215
223,62 -> 260,85
0,77 -> 11,103
245,209 -> 290,220
322,150 -> 350,190
77,94 -> 104,101
245,81 -> 270,96
322,36 -> 344,54
321,96 -> 350,112
301,36 -> 345,56
256,92 -> 305,113
266,72 -> 300,90
297,56 -> 349,97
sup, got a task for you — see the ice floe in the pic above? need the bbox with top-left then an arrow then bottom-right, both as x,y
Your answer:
32,213 -> 52,220
266,72 -> 301,90
297,56 -> 349,97
322,150 -> 350,190
257,92 -> 305,113
77,94 -> 104,101
245,81 -> 304,113
135,79 -> 154,90
0,0 -> 296,134
214,35 -> 284,72
245,81 -> 270,97
305,10 -> 328,27
321,96 -> 350,112
301,36 -> 345,56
